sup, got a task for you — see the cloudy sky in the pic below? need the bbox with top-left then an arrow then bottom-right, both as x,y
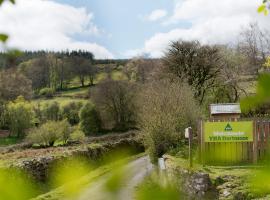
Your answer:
0,0 -> 268,58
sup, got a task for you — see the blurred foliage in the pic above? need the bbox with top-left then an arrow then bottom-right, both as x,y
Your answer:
0,0 -> 15,6
0,168 -> 38,200
0,33 -> 8,43
241,73 -> 270,113
136,171 -> 181,200
50,158 -> 92,198
258,0 -> 269,15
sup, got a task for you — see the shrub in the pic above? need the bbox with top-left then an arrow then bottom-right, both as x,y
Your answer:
43,101 -> 61,121
70,128 -> 85,142
26,120 -> 71,147
39,87 -> 55,98
61,102 -> 83,125
79,102 -> 101,135
7,96 -> 34,138
137,79 -> 200,162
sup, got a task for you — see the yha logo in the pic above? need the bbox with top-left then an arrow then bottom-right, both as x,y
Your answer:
224,123 -> 233,131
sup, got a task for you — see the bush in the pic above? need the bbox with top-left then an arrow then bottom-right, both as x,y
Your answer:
43,101 -> 61,121
26,120 -> 71,147
137,79 -> 200,162
79,102 -> 101,135
61,102 -> 83,125
7,96 -> 34,138
39,87 -> 55,98
70,128 -> 85,142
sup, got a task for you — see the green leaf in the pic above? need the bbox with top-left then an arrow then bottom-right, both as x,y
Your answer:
9,0 -> 15,4
258,4 -> 266,13
0,33 -> 8,43
0,0 -> 4,6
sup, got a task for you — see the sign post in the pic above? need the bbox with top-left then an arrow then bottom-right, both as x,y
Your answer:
185,127 -> 193,168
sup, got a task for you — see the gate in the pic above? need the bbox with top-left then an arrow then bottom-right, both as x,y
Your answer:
198,118 -> 270,165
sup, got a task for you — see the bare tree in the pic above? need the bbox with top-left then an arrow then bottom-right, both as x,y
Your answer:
238,23 -> 270,75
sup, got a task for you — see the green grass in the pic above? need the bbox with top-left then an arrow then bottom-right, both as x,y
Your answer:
57,87 -> 89,98
0,137 -> 20,146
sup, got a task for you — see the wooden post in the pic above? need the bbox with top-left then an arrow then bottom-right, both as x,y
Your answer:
185,127 -> 193,168
201,121 -> 205,166
189,128 -> 193,168
253,120 -> 258,164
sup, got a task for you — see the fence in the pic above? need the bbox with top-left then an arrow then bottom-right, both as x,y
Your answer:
198,118 -> 270,165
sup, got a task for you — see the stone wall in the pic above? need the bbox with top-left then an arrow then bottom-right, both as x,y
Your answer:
8,137 -> 144,182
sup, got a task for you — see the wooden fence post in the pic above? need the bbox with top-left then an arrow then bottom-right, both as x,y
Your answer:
253,120 -> 258,164
201,120 -> 205,166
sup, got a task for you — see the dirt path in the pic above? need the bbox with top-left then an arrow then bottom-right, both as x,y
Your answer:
77,156 -> 153,200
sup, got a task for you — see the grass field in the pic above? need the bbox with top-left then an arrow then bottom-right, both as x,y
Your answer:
0,137 -> 20,146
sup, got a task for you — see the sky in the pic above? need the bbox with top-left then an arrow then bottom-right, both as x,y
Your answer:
0,0 -> 269,59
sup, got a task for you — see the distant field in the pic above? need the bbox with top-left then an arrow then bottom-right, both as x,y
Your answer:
32,97 -> 88,108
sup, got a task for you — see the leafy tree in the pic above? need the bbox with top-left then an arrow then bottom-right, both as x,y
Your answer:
69,51 -> 95,87
7,96 -> 34,138
19,57 -> 50,90
92,80 -> 137,131
0,69 -> 32,101
62,101 -> 83,125
42,101 -> 61,121
79,102 -> 101,135
163,40 -> 221,104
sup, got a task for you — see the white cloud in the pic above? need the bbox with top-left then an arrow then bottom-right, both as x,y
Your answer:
128,0 -> 269,58
145,9 -> 167,21
0,0 -> 113,59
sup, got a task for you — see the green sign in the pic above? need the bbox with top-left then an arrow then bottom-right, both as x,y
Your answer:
204,121 -> 253,142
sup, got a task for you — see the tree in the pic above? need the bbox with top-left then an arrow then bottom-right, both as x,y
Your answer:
237,23 -> 270,75
7,96 -> 34,138
163,40 -> 221,104
79,102 -> 101,135
124,58 -> 155,83
62,101 -> 83,125
137,79 -> 200,162
92,80 -> 137,131
211,46 -> 248,103
19,57 -> 50,90
42,101 -> 61,121
69,51 -> 95,87
0,69 -> 32,101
